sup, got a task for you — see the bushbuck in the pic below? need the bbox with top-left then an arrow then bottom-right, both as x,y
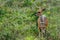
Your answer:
36,8 -> 48,34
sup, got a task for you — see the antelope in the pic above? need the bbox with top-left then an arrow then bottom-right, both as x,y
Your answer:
35,8 -> 48,35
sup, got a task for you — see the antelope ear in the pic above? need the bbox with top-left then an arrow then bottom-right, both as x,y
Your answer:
42,8 -> 46,11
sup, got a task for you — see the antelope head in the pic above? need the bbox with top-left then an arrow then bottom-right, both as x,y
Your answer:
35,8 -> 46,16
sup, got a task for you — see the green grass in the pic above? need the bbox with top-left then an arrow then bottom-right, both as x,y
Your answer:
0,0 -> 60,40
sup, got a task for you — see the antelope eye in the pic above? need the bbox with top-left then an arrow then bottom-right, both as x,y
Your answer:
38,12 -> 41,13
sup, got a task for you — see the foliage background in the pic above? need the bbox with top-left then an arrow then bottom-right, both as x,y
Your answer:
0,0 -> 60,40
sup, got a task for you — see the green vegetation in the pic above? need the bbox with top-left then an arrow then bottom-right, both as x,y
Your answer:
0,0 -> 60,40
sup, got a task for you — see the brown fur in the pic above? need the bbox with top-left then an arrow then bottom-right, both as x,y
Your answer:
37,16 -> 48,30
36,8 -> 48,30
